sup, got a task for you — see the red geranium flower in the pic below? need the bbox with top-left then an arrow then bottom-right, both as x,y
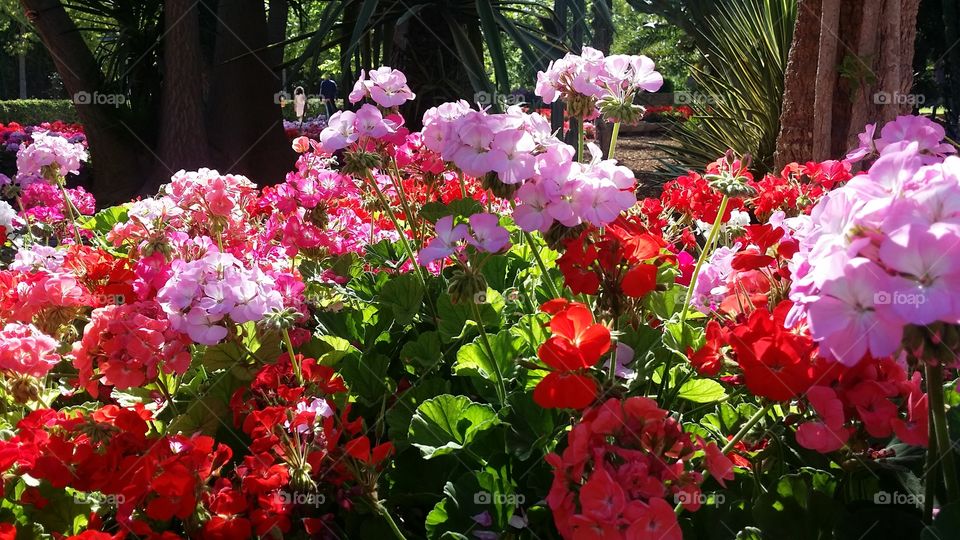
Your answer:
538,305 -> 611,370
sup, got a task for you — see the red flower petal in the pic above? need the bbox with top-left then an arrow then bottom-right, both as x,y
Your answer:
533,372 -> 598,409
621,264 -> 658,298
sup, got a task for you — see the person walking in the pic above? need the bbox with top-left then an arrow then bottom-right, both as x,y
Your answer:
320,74 -> 338,119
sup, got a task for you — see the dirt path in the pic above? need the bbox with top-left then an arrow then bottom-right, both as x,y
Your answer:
614,132 -> 680,199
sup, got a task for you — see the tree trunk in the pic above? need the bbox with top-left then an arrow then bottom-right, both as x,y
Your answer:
389,11 -> 474,129
20,0 -> 146,204
156,0 -> 209,187
775,0 -> 822,168
775,0 -> 922,169
943,0 -> 960,138
265,0 -> 289,71
206,0 -> 295,185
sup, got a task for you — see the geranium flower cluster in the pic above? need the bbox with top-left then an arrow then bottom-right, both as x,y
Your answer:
156,249 -> 283,345
0,404 -> 232,533
690,217 -> 798,315
319,104 -> 406,152
535,46 -> 663,120
533,300 -> 610,409
797,357 -> 928,453
557,216 -> 670,316
260,147 -> 403,260
546,397 -> 733,540
219,354 -> 391,538
418,213 -> 510,265
72,300 -> 192,397
14,130 -> 88,185
18,180 -> 95,225
349,66 -> 416,108
421,102 -> 638,230
788,115 -> 960,365
0,121 -> 85,182
0,322 -> 60,378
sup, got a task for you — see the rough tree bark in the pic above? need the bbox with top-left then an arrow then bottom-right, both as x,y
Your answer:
157,0 -> 209,186
20,0 -> 296,204
20,0 -> 146,203
775,0 -> 922,169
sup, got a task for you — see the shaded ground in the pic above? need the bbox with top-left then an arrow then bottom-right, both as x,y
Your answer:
614,132 -> 679,199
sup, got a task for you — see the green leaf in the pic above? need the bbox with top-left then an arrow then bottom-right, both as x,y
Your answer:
420,199 -> 484,224
408,395 -> 501,459
401,331 -> 443,371
386,377 -> 450,446
379,273 -> 425,325
339,352 -> 394,406
437,292 -> 500,343
453,330 -> 521,383
80,203 -> 130,233
677,378 -> 727,403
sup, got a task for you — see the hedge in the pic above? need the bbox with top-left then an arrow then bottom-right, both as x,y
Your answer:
0,99 -> 80,125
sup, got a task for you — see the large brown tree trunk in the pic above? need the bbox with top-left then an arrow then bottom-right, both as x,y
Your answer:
207,0 -> 295,185
157,0 -> 209,187
775,0 -> 921,169
20,0 -> 147,204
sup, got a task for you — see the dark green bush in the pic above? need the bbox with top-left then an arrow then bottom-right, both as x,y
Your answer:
0,99 -> 80,124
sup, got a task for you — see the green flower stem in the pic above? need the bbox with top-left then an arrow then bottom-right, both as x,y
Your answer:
509,200 -> 561,299
374,499 -> 408,540
58,180 -> 84,245
472,300 -> 507,407
722,402 -> 773,454
15,196 -> 35,246
679,195 -> 730,325
389,158 -> 424,248
925,363 -> 960,503
282,328 -> 303,385
457,171 -> 468,199
608,122 -> 621,159
363,171 -> 430,292
577,117 -> 585,163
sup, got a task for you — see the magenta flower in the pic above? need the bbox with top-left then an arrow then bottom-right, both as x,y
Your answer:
488,129 -> 536,184
467,213 -> 510,253
319,111 -> 359,151
355,104 -> 393,138
0,323 -> 60,378
878,223 -> 960,324
806,257 -> 904,365
418,216 -> 468,265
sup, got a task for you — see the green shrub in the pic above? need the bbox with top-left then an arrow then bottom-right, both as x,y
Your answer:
0,99 -> 80,124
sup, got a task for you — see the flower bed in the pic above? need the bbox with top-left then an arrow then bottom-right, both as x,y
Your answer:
0,51 -> 957,540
